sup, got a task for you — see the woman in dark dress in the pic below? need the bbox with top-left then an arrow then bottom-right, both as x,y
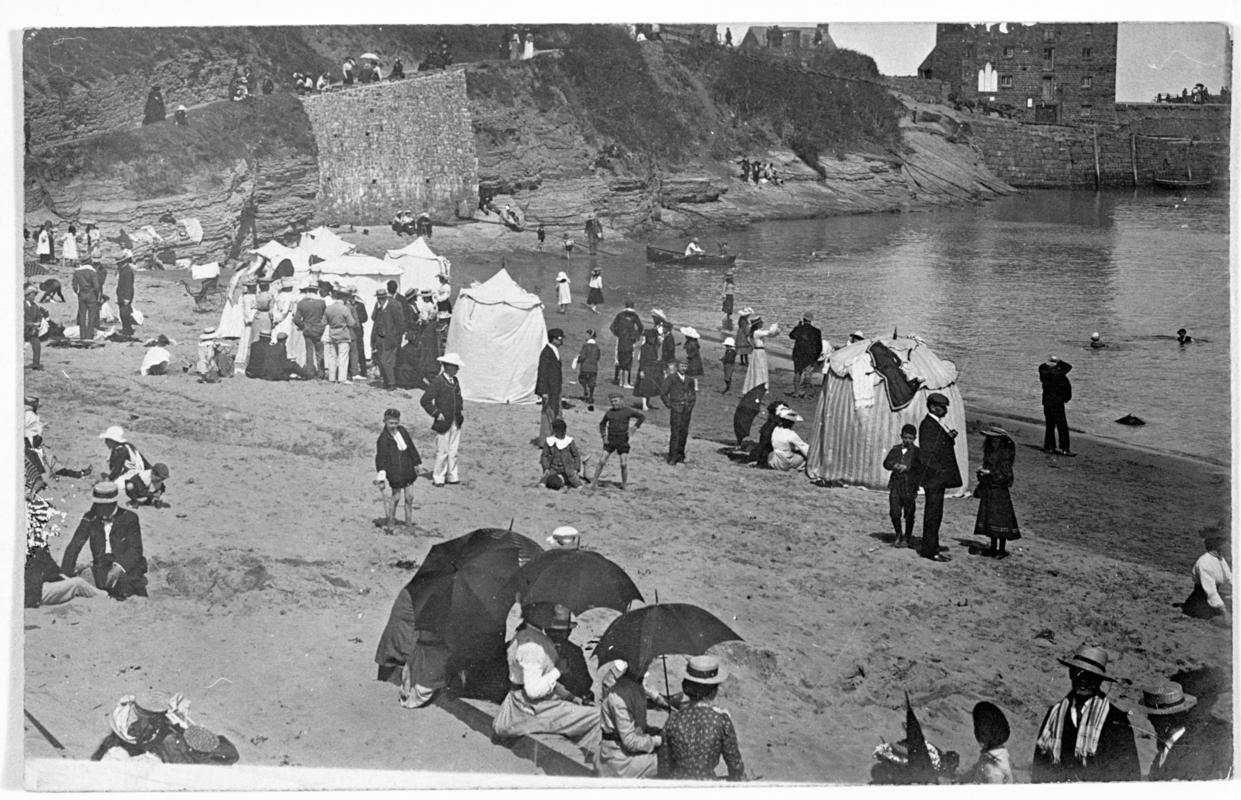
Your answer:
736,309 -> 753,366
633,329 -> 663,410
973,424 -> 1020,558
374,408 -> 422,533
681,327 -> 704,378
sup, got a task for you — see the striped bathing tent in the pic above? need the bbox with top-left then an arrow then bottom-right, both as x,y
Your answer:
805,336 -> 969,496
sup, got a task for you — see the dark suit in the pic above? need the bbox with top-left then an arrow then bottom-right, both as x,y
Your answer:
659,333 -> 676,364
883,444 -> 921,540
293,295 -> 327,377
535,344 -> 563,439
421,371 -> 464,485
72,265 -> 100,337
1039,360 -> 1073,452
661,372 -> 697,463
789,321 -> 824,372
609,310 -> 643,375
60,507 -> 148,599
917,414 -> 962,558
370,299 -> 406,388
116,262 -> 136,335
1148,719 -> 1233,781
1031,696 -> 1139,783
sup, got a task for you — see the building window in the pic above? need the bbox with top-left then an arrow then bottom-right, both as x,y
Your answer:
1082,47 -> 1092,59
1081,75 -> 1093,89
1004,46 -> 1014,58
1000,74 -> 1013,89
1043,47 -> 1054,60
1043,27 -> 1056,42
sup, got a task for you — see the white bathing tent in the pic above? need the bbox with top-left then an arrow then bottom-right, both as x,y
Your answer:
384,236 -> 451,293
445,269 -> 547,404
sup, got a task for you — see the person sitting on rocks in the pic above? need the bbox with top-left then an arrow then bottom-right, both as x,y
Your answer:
59,481 -> 149,600
125,463 -> 170,507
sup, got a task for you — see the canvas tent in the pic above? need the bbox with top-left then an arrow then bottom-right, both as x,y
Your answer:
298,226 -> 356,260
383,236 -> 451,293
805,336 -> 969,496
445,269 -> 547,404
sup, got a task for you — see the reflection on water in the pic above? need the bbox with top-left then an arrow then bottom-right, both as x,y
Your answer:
505,190 -> 1230,462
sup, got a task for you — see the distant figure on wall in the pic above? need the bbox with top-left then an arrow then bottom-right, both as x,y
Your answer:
389,58 -> 405,80
342,56 -> 356,85
142,87 -> 166,126
174,105 -> 188,126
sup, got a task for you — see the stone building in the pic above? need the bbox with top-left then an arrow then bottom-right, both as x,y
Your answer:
739,24 -> 836,53
918,22 -> 1118,123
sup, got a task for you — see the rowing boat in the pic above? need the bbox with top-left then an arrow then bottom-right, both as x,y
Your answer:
645,245 -> 737,266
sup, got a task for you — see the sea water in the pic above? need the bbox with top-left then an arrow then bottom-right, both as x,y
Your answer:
533,190 -> 1232,463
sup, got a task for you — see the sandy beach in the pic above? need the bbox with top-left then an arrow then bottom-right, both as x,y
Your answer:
20,223 -> 1232,786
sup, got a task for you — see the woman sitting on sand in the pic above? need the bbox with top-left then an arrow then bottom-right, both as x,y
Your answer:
595,659 -> 663,778
972,424 -> 1020,559
767,407 -> 809,471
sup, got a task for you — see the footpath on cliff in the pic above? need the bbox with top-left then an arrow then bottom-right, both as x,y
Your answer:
20,211 -> 1231,786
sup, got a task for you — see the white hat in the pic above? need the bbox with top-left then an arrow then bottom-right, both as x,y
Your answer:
556,272 -> 569,282
99,425 -> 127,443
739,307 -> 754,316
850,330 -> 865,340
776,407 -> 804,422
679,326 -> 700,339
546,525 -> 580,548
437,352 -> 464,368
723,337 -> 735,347
199,326 -> 218,341
176,104 -> 187,112
1091,332 -> 1101,340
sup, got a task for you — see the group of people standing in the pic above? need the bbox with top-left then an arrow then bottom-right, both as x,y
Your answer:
736,158 -> 783,186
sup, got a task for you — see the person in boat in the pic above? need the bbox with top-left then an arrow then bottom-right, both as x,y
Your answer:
1177,328 -> 1193,345
684,237 -> 705,257
1089,332 -> 1107,349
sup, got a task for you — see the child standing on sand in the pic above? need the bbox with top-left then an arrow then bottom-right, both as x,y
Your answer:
555,271 -> 571,313
574,330 -> 601,408
374,408 -> 422,534
721,337 -> 737,393
562,233 -> 574,260
592,393 -> 645,490
882,423 -> 921,547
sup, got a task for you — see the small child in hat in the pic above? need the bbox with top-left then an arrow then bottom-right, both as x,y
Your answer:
574,330 -> 601,408
882,424 -> 921,547
562,232 -> 574,259
125,462 -> 170,507
592,393 -> 646,490
720,337 -> 737,393
536,223 -> 546,251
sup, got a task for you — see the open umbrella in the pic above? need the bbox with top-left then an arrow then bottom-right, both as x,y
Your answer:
507,549 -> 642,614
593,602 -> 742,678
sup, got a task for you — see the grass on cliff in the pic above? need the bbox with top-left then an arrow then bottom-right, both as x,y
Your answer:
27,93 -> 316,199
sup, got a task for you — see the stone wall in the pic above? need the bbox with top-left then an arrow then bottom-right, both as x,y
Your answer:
966,103 -> 1229,187
301,70 -> 479,222
881,76 -> 949,105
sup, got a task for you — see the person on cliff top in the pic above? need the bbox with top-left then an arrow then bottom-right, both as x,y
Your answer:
174,105 -> 188,126
1038,355 -> 1074,456
584,212 -> 604,256
316,73 -> 330,92
389,58 -> 405,80
592,393 -> 644,490
684,237 -> 705,257
142,87 -> 165,126
342,57 -> 356,85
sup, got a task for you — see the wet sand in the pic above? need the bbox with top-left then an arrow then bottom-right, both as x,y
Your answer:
21,224 -> 1232,785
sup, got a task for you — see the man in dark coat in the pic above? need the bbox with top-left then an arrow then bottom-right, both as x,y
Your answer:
60,482 -> 148,599
293,283 -> 327,378
346,288 -> 369,380
72,262 -> 101,339
536,603 -> 594,703
583,212 -> 604,256
1038,355 -> 1074,455
115,252 -> 136,337
261,333 -> 307,381
1142,682 -> 1232,781
609,301 -> 643,387
420,353 -> 465,486
370,287 -> 406,389
535,328 -> 565,443
142,86 -> 166,125
916,392 -> 961,562
788,312 -> 823,398
1032,645 -> 1140,783
661,359 -> 697,465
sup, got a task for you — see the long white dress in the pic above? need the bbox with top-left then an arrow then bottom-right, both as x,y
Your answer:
742,323 -> 779,393
557,279 -> 571,306
62,232 -> 79,263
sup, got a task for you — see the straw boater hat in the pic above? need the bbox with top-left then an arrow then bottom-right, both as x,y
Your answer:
1140,683 -> 1197,715
436,352 -> 463,368
546,525 -> 580,549
91,481 -> 120,504
980,423 -> 1011,438
24,284 -> 38,296
679,326 -> 700,339
99,425 -> 128,443
683,655 -> 726,685
1057,644 -> 1116,681
739,307 -> 754,316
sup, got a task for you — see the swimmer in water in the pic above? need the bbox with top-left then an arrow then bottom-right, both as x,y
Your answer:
1177,328 -> 1194,345
1089,332 -> 1107,349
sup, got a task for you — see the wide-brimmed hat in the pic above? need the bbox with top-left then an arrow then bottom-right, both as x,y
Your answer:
99,425 -> 127,443
980,423 -> 1011,438
184,725 -> 223,754
1140,683 -> 1197,715
24,284 -> 38,295
24,395 -> 38,409
850,330 -> 865,340
802,311 -> 814,321
92,481 -> 120,503
1058,645 -> 1116,680
436,352 -> 463,368
524,602 -> 574,631
545,525 -> 580,548
375,286 -> 389,297
651,308 -> 667,321
738,307 -> 754,316
776,407 -> 804,422
926,393 -> 950,407
680,326 -> 700,339
723,337 -> 735,347
683,655 -> 726,685
151,463 -> 170,480
1091,332 -> 1101,340
555,271 -> 569,282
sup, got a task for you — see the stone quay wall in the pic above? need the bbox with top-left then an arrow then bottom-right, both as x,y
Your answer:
301,69 -> 479,222
967,104 -> 1229,187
